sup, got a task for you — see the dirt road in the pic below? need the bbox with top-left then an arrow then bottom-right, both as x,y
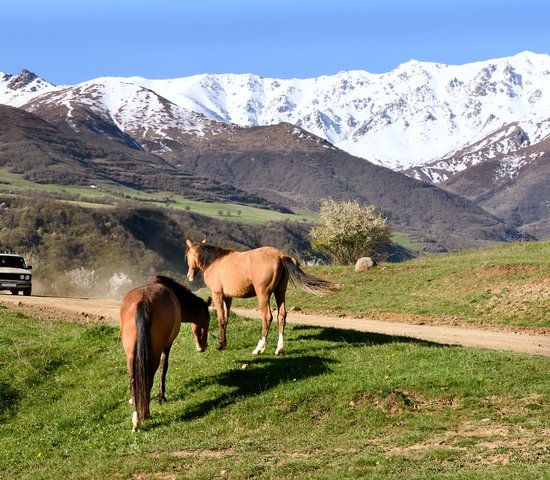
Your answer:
1,294 -> 549,357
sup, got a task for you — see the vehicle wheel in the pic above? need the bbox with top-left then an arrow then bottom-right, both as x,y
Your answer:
10,290 -> 18,295
23,288 -> 32,296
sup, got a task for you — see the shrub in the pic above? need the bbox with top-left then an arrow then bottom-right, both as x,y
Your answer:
310,198 -> 391,265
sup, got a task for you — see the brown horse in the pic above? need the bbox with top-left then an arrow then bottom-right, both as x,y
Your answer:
120,275 -> 211,431
185,239 -> 337,355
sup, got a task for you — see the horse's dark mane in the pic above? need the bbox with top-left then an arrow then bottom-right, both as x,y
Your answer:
154,275 -> 205,309
197,244 -> 233,269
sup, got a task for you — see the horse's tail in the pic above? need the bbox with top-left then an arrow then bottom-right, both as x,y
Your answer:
282,257 -> 338,296
133,300 -> 153,428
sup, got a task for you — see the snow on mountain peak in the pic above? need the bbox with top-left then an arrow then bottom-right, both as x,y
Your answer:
0,69 -> 57,107
2,52 -> 550,173
120,51 -> 550,170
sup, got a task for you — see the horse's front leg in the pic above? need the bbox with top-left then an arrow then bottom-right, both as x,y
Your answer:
214,293 -> 230,350
253,293 -> 273,355
157,347 -> 171,404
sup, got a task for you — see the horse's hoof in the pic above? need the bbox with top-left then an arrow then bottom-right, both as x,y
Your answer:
157,396 -> 166,404
275,348 -> 284,356
217,342 -> 226,350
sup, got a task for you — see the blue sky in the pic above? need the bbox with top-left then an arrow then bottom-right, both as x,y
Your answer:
2,0 -> 549,85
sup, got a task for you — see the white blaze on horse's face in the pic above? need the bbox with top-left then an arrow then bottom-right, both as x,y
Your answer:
187,259 -> 198,282
185,242 -> 199,282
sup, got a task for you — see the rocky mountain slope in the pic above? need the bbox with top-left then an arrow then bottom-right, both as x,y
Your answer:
0,100 -> 520,253
105,52 -> 547,173
438,133 -> 550,237
3,52 -> 549,173
0,104 -> 285,211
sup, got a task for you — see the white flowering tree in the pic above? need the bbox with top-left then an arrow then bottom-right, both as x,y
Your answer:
310,198 -> 391,265
108,272 -> 133,297
66,267 -> 98,296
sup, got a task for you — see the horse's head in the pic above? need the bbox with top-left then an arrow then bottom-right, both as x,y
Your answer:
185,239 -> 201,282
191,296 -> 211,352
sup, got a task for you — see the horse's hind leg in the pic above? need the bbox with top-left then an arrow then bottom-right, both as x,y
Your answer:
274,281 -> 288,355
157,346 -> 171,404
253,291 -> 273,355
126,355 -> 140,430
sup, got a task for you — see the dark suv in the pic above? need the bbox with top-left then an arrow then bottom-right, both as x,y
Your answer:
0,254 -> 32,296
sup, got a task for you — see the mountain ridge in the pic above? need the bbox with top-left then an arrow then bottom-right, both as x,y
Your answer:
0,99 -> 522,253
1,53 -> 548,247
0,103 -> 289,212
3,51 -> 549,172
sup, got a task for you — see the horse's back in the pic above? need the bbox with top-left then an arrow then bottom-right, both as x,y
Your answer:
247,247 -> 288,277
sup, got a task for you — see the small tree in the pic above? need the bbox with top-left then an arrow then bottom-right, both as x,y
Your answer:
310,198 -> 391,265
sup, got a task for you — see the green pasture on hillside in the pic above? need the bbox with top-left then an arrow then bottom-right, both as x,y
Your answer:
0,168 -> 318,225
234,241 -> 550,331
0,306 -> 548,479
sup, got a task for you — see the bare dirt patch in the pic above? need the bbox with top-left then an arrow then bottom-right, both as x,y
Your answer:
165,448 -> 236,459
473,264 -> 544,278
385,420 -> 549,466
349,388 -> 460,415
0,294 -> 119,324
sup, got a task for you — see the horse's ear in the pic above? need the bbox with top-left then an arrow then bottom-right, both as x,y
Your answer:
205,296 -> 212,307
185,239 -> 193,248
201,238 -> 207,244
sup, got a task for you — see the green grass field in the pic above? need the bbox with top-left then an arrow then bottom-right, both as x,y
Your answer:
2,237 -> 550,478
0,168 -> 318,225
234,241 -> 550,331
0,304 -> 548,479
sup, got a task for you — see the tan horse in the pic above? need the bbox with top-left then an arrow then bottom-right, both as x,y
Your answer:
185,239 -> 336,355
120,275 -> 211,431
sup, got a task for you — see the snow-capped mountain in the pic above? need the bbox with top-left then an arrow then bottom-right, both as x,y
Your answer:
4,56 -> 550,245
406,114 -> 550,183
19,79 -> 228,151
0,69 -> 57,106
128,51 -> 550,171
2,51 -> 549,176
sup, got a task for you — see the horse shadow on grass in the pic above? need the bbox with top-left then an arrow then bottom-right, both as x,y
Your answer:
150,325 -> 450,428
292,324 -> 452,350
170,354 -> 337,423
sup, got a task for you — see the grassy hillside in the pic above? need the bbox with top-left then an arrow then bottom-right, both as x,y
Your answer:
235,241 -> 550,331
0,307 -> 548,479
0,105 -> 289,213
0,168 -> 318,225
0,194 -> 319,296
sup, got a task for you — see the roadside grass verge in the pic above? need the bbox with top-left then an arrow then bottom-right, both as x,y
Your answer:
231,241 -> 550,331
0,307 -> 548,479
